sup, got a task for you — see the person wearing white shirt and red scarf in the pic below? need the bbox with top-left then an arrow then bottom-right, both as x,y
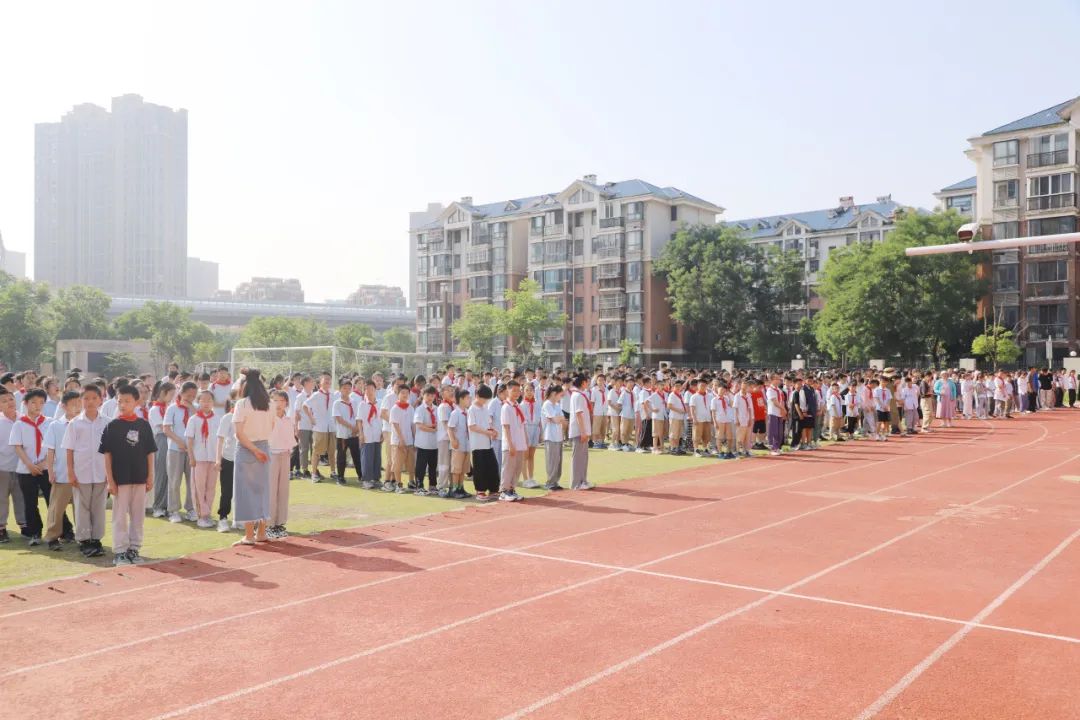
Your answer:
435,386 -> 456,497
666,379 -> 689,456
63,385 -> 110,555
589,374 -> 608,450
304,373 -> 337,482
568,376 -> 593,490
163,381 -> 197,522
184,390 -> 221,527
332,379 -> 361,487
354,380 -> 383,490
498,381 -> 527,501
10,388 -> 53,545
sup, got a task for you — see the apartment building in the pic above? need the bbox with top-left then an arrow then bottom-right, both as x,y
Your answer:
411,175 -> 722,366
726,195 -> 910,322
965,97 -> 1080,365
934,177 -> 977,218
346,284 -> 407,308
233,276 -> 304,302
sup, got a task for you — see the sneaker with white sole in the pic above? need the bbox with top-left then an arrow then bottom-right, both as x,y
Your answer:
521,478 -> 540,489
186,511 -> 199,522
151,509 -> 167,518
168,513 -> 183,524
498,491 -> 517,502
217,519 -> 230,533
113,553 -> 131,566
196,518 -> 214,529
125,549 -> 143,564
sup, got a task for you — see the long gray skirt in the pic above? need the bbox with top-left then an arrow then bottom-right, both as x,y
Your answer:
233,441 -> 271,523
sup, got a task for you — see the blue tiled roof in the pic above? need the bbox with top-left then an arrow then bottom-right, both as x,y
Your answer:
982,97 -> 1077,136
940,176 -> 976,192
724,199 -> 907,240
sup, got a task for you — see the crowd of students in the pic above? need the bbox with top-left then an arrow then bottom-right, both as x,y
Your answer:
1,362 -> 1076,565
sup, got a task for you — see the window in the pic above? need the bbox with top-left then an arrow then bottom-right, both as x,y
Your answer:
453,305 -> 461,319
945,195 -> 973,214
992,221 -> 1019,240
493,275 -> 506,293
591,296 -> 597,311
993,264 -> 1018,292
530,243 -> 543,263
574,268 -> 584,284
669,324 -> 678,341
574,238 -> 583,256
1029,216 -> 1076,236
624,201 -> 643,220
574,298 -> 584,314
591,209 -> 597,226
491,246 -> 505,264
626,322 -> 643,342
531,216 -> 545,233
808,259 -> 819,273
670,205 -> 678,221
998,306 -> 1019,329
993,139 -> 1019,166
452,280 -> 460,293
627,292 -> 643,313
573,211 -> 584,228
994,180 -> 1019,208
626,231 -> 643,251
1025,260 -> 1068,297
590,266 -> 595,282
591,326 -> 597,341
1026,303 -> 1068,336
626,261 -> 642,282
574,327 -> 584,343
1030,132 -> 1070,166
1029,173 -> 1073,197
602,202 -> 614,219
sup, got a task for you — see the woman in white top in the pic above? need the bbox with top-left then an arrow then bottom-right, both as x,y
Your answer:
231,370 -> 274,545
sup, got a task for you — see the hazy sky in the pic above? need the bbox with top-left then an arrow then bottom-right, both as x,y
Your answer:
1,0 -> 1078,302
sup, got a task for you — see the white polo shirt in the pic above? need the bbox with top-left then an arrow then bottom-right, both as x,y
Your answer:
217,412 -> 237,462
448,406 -> 469,452
43,416 -> 71,484
0,415 -> 18,472
305,390 -> 336,433
332,397 -> 356,439
356,399 -> 382,443
9,415 -> 50,471
542,399 -> 563,443
413,403 -> 438,450
61,412 -> 109,484
436,402 -> 453,444
389,403 -> 414,446
569,391 -> 591,439
184,412 -> 221,463
500,402 -> 528,450
210,382 -> 232,410
163,401 -> 191,452
466,403 -> 492,450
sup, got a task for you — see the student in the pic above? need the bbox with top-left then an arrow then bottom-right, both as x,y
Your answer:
750,380 -> 768,450
826,382 -> 845,441
354,380 -> 383,490
636,377 -> 655,453
147,382 -> 174,518
871,379 -> 891,441
490,384 -> 505,473
163,381 -> 197,522
648,380 -> 667,455
712,383 -> 736,459
0,389 -> 28,543
184,390 -> 220,528
413,385 -> 439,495
468,384 -> 500,502
42,378 -> 61,420
520,382 -> 541,489
605,377 -> 623,451
446,389 -> 472,499
590,374 -> 608,450
387,385 -> 415,494
434,385 -> 455,497
333,379 -> 360,487
765,374 -> 787,456
619,377 -> 637,452
61,383 -> 111,556
215,396 -> 237,532
900,377 -> 920,434
568,376 -> 593,490
42,390 -> 80,550
9,388 -> 53,546
541,385 -> 567,490
293,376 -> 315,479
210,367 -> 232,412
99,384 -> 157,565
689,380 -> 710,457
498,380 -> 526,502
734,381 -> 754,456
666,380 -> 688,455
100,378 -> 122,420
268,390 -> 297,539
305,373 -> 337,482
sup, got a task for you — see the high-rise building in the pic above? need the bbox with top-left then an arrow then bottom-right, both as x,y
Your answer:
35,94 -> 188,295
411,175 -> 722,365
0,231 -> 27,279
346,284 -> 407,307
408,203 -> 444,308
234,276 -> 304,302
186,256 -> 219,298
964,97 -> 1080,365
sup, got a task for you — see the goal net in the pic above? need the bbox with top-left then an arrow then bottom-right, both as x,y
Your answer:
226,346 -> 466,382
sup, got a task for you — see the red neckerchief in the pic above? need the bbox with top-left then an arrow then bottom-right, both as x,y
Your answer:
627,390 -> 635,410
395,401 -> 409,410
196,410 -> 214,440
152,401 -> 167,414
512,401 -> 525,423
676,393 -> 688,414
720,395 -> 728,412
175,398 -> 190,426
575,390 -> 593,417
212,381 -> 230,389
340,394 -> 353,419
116,414 -> 139,422
523,397 -> 536,421
366,402 -> 378,422
20,415 -> 45,456
319,389 -> 330,409
425,404 -> 436,425
136,406 -> 148,420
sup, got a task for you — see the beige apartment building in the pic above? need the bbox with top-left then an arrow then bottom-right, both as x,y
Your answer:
965,97 -> 1080,365
411,175 -> 722,366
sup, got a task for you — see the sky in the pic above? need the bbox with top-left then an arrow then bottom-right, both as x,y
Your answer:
1,0 -> 1079,302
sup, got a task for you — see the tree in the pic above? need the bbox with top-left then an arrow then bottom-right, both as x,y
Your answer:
451,302 -> 503,369
334,323 -> 376,350
972,325 -> 1022,370
501,278 -> 564,358
814,210 -> 984,366
748,248 -> 806,364
237,317 -> 333,349
655,224 -> 783,361
102,351 -> 138,379
114,301 -> 215,368
47,285 -> 114,340
618,338 -> 639,367
0,276 -> 52,369
380,327 -> 416,353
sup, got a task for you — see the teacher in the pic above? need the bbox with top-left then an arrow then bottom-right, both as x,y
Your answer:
232,369 -> 273,545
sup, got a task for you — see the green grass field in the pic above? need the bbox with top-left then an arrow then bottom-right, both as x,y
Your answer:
0,447 -> 718,589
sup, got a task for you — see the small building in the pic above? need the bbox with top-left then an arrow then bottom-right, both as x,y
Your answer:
55,339 -> 156,378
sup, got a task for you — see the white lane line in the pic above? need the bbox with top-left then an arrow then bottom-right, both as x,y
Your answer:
136,435 -> 1068,720
0,422 -> 996,677
852,525 -> 1080,720
417,537 -> 1080,646
1,418 -> 994,618
495,449 -> 1080,720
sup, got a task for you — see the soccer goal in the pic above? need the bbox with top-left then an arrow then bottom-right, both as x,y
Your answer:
227,346 -> 469,381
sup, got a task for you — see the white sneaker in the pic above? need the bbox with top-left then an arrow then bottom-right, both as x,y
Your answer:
196,518 -> 214,529
498,491 -> 517,502
151,509 -> 166,518
521,478 -> 540,489
217,519 -> 230,533
186,511 -> 198,522
168,513 -> 183,523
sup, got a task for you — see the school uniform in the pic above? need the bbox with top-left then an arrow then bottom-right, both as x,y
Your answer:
163,400 -> 194,516
689,391 -> 711,450
900,384 -> 920,432
734,392 -> 753,453
63,411 -> 110,542
305,389 -> 337,476
42,416 -> 75,542
356,399 -> 382,485
100,398 -> 118,420
590,385 -> 608,445
619,386 -> 637,448
388,402 -> 415,484
826,392 -> 844,439
489,397 -> 503,473
636,387 -> 653,449
216,412 -> 237,521
765,386 -> 786,452
649,390 -> 668,446
0,413 -> 27,535
210,382 -> 232,412
147,402 -> 169,513
379,392 -> 396,477
293,390 -> 314,474
499,401 -> 528,494
447,406 -> 470,479
541,399 -> 563,489
184,411 -> 221,519
10,414 -> 53,539
712,394 -> 736,452
522,398 -> 540,449
667,391 -> 689,449
98,416 -> 156,557
467,403 -> 498,495
413,402 -> 439,491
269,413 -> 297,527
569,390 -> 592,489
333,396 -> 361,482
435,401 -> 454,491
605,388 -> 623,447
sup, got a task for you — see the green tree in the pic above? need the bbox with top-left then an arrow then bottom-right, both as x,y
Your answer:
380,326 -> 416,353
334,323 -> 376,349
114,301 -> 215,367
814,210 -> 983,365
451,302 -> 503,369
501,278 -> 564,358
748,248 -> 806,364
102,351 -> 138,378
655,224 -> 781,361
47,285 -> 114,340
971,325 -> 1022,370
0,275 -> 52,369
618,338 -> 639,366
237,317 -> 333,349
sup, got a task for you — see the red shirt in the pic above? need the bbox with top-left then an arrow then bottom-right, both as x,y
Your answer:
750,389 -> 767,422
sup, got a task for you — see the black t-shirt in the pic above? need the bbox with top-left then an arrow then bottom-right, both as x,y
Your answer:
98,418 -> 157,485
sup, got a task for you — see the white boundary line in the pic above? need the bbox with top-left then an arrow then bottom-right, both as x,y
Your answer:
496,449 -> 1080,720
852,526 -> 1080,720
123,429 -> 1072,720
0,420 -> 1011,677
0,418 -> 996,619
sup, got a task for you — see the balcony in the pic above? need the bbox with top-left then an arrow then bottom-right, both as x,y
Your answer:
596,264 -> 622,280
993,196 -> 1019,209
599,306 -> 625,321
598,277 -> 625,291
1028,324 -> 1068,341
625,213 -> 644,224
596,246 -> 624,261
468,287 -> 492,300
541,328 -> 565,341
599,217 -> 624,229
428,266 -> 452,280
1027,243 -> 1070,255
1026,149 -> 1075,169
543,223 -> 565,237
491,231 -> 508,246
541,282 -> 567,294
1027,193 -> 1077,212
428,317 -> 445,329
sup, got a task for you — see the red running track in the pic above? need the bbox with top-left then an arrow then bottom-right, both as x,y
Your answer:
2,414 -> 1079,719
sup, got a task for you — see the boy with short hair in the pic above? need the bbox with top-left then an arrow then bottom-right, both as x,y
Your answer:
388,385 -> 414,494
667,379 -> 689,456
63,384 -> 110,556
712,383 -> 736,459
0,390 -> 28,543
413,386 -> 440,496
305,372 -> 337,482
10,388 -> 52,546
541,385 -> 567,490
293,375 -> 315,479
468,384 -> 499,502
355,380 -> 383,490
163,381 -> 197,522
333,379 -> 360,487
435,386 -> 456,498
43,390 -> 81,550
99,385 -> 156,565
498,380 -> 526,502
446,389 -> 472,499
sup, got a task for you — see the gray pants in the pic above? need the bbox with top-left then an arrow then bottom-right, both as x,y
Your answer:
298,429 -> 313,472
571,438 -> 589,489
500,448 -> 523,493
544,441 -> 563,489
112,483 -> 146,554
73,482 -> 108,542
152,433 -> 169,512
436,440 -> 451,490
0,469 -> 25,527
166,450 -> 193,515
